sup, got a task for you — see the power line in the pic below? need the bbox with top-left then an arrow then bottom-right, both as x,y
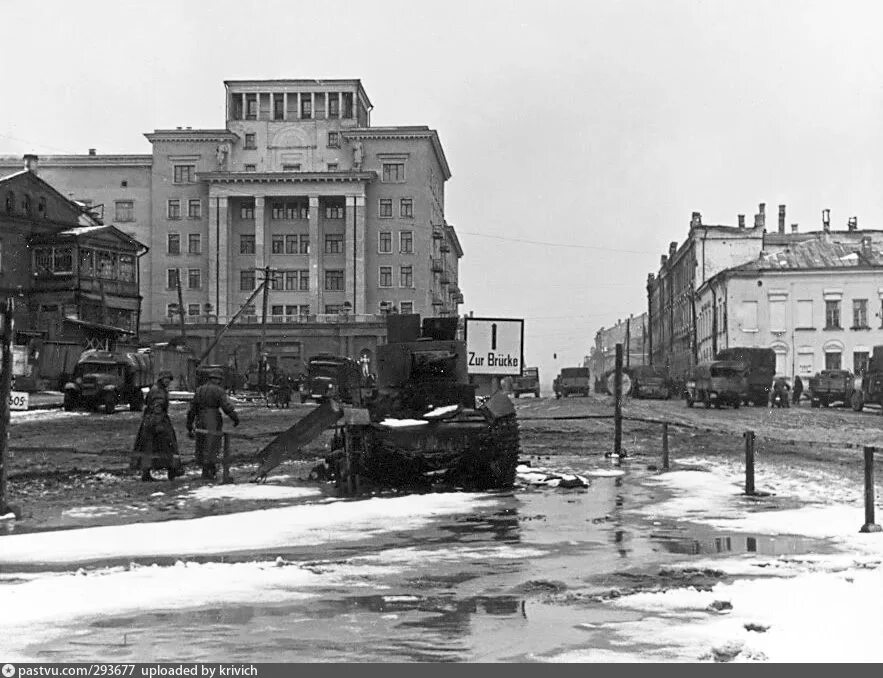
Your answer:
457,230 -> 655,254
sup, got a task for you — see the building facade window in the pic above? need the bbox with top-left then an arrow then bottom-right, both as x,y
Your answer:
379,266 -> 393,288
284,235 -> 298,254
188,233 -> 201,254
188,269 -> 201,289
282,164 -> 301,172
328,94 -> 340,118
325,269 -> 344,291
400,198 -> 413,218
246,95 -> 257,119
271,202 -> 285,220
188,303 -> 200,317
400,230 -> 413,254
272,235 -> 285,254
825,351 -> 842,370
327,163 -> 338,171
325,233 -> 344,254
240,201 -> 255,219
188,199 -> 201,219
796,299 -> 813,328
852,299 -> 869,329
269,271 -> 284,290
273,96 -> 284,120
325,205 -> 344,219
378,231 -> 392,253
298,234 -> 310,254
301,96 -> 312,119
240,235 -> 255,254
327,132 -> 340,147
400,301 -> 414,315
741,301 -> 758,331
167,304 -> 178,318
167,199 -> 181,219
167,268 -> 178,289
825,300 -> 841,329
382,162 -> 405,183
173,165 -> 195,184
240,270 -> 255,291
115,200 -> 134,222
400,265 -> 413,288
854,351 -> 870,375
379,199 -> 393,218
244,164 -> 257,172
769,299 -> 786,332
167,233 -> 181,255
244,133 -> 256,149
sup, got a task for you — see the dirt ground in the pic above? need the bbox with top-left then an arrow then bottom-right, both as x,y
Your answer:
3,392 -> 880,534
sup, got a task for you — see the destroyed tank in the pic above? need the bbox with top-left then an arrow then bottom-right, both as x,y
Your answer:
327,315 -> 521,492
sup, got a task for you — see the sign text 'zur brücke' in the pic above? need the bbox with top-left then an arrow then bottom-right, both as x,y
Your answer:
464,317 -> 525,376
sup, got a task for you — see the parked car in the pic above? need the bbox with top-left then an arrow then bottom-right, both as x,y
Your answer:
808,369 -> 854,408
684,361 -> 747,409
553,367 -> 591,398
300,354 -> 367,405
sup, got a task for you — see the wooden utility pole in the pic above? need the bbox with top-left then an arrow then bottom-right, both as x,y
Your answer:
258,265 -> 271,395
0,298 -> 14,515
175,269 -> 187,340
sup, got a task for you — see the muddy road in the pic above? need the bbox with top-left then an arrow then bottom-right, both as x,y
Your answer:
1,393 -> 878,661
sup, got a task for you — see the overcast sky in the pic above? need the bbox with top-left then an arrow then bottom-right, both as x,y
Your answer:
3,0 -> 882,388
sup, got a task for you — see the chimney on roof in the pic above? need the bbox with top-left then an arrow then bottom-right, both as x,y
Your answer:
822,208 -> 831,232
778,205 -> 786,234
755,203 -> 766,229
738,214 -> 745,229
690,212 -> 702,228
88,148 -> 96,156
669,241 -> 678,257
660,254 -> 668,266
791,223 -> 799,233
848,216 -> 858,231
23,154 -> 39,174
861,236 -> 873,258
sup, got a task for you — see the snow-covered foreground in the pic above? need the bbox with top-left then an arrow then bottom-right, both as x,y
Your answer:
541,460 -> 883,663
0,493 -> 490,566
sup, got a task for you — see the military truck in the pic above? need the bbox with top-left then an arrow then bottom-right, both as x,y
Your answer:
299,354 -> 369,405
63,349 -> 152,414
715,347 -> 776,405
510,366 -> 540,398
808,369 -> 854,408
851,346 -> 883,413
628,365 -> 670,399
553,367 -> 591,398
684,360 -> 746,409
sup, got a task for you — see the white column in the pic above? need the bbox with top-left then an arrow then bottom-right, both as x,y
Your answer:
308,195 -> 321,312
295,92 -> 300,120
283,92 -> 288,121
355,195 -> 366,315
310,92 -> 314,119
254,196 -> 266,273
209,194 -> 230,321
326,93 -> 330,119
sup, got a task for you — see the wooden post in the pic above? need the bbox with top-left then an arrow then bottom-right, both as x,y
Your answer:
744,430 -> 755,496
613,342 -> 623,457
662,422 -> 670,470
258,265 -> 271,395
860,446 -> 882,533
221,432 -> 232,484
0,298 -> 13,515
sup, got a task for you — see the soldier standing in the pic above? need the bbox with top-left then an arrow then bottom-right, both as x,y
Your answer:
186,368 -> 240,480
131,370 -> 182,481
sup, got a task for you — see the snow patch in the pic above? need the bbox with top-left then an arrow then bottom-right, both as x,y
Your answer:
185,484 -> 321,502
62,506 -> 119,519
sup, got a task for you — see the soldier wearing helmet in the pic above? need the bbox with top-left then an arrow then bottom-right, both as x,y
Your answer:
131,369 -> 182,481
186,367 -> 240,480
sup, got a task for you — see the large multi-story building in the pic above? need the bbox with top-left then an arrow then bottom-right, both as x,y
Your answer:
590,313 -> 648,380
649,204 -> 883,384
0,79 -> 464,372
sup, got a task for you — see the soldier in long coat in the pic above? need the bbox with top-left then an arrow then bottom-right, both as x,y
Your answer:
186,369 -> 240,479
131,370 -> 182,481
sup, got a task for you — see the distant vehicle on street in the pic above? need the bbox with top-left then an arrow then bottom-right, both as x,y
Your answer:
684,361 -> 747,409
511,366 -> 541,398
714,347 -> 775,406
63,349 -> 152,414
553,367 -> 591,398
300,354 -> 367,405
627,365 -> 670,399
851,346 -> 883,412
808,369 -> 854,408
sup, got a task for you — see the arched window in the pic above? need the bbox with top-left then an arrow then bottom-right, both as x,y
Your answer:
4,192 -> 14,213
22,194 -> 32,216
37,197 -> 47,217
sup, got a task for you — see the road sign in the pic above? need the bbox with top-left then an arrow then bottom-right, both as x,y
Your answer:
9,391 -> 28,411
606,372 -> 632,397
464,317 -> 524,376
